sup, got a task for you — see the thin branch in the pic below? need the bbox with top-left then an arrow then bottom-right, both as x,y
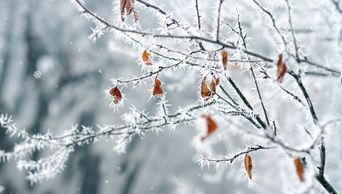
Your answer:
216,93 -> 262,129
318,140 -> 326,176
285,0 -> 299,58
289,71 -> 318,124
217,0 -> 224,41
137,0 -> 206,50
202,145 -> 275,163
330,0 -> 342,14
236,10 -> 247,49
315,140 -> 338,194
227,77 -> 253,110
226,77 -> 267,129
251,66 -> 270,126
252,0 -> 287,47
233,12 -> 270,127
195,0 -> 201,30
299,57 -> 341,77
315,175 -> 338,194
136,0 -> 178,26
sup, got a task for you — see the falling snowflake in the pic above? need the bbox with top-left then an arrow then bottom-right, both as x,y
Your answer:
33,71 -> 42,79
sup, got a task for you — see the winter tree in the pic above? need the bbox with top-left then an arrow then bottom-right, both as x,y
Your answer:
0,0 -> 342,193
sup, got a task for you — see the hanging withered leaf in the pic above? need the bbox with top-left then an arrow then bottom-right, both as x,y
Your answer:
120,0 -> 139,22
276,54 -> 287,83
201,115 -> 218,141
294,157 -> 305,182
201,76 -> 219,100
244,153 -> 253,179
201,76 -> 211,99
221,50 -> 228,70
109,87 -> 122,104
142,50 -> 152,65
153,78 -> 164,96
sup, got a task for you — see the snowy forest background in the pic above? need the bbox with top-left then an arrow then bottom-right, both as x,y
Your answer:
0,0 -> 342,193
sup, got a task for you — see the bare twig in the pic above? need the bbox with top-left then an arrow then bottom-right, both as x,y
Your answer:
226,77 -> 267,129
252,0 -> 287,47
299,57 -> 341,77
315,141 -> 338,194
195,0 -> 201,30
201,145 -> 275,163
251,66 -> 270,126
217,0 -> 224,41
234,12 -> 270,127
330,0 -> 342,14
285,0 -> 299,58
289,71 -> 318,124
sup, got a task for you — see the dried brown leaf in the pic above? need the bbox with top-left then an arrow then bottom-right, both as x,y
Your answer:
215,78 -> 220,86
201,76 -> 211,99
120,0 -> 139,22
209,79 -> 217,96
109,87 -> 122,104
133,9 -> 139,22
126,0 -> 133,15
294,157 -> 305,182
201,115 -> 218,141
153,78 -> 164,96
120,0 -> 127,21
244,153 -> 253,179
276,54 -> 287,83
221,50 -> 228,70
142,50 -> 152,65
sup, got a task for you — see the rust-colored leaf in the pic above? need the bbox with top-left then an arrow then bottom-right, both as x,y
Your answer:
133,9 -> 139,22
120,0 -> 127,21
215,78 -> 220,86
294,157 -> 305,182
201,76 -> 219,100
221,50 -> 228,70
120,0 -> 139,22
126,0 -> 133,15
109,87 -> 122,104
201,115 -> 218,141
209,79 -> 217,96
201,76 -> 211,99
244,153 -> 253,179
276,54 -> 287,83
142,50 -> 152,65
153,78 -> 164,96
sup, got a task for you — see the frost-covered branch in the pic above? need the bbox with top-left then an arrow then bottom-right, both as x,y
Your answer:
200,145 -> 275,164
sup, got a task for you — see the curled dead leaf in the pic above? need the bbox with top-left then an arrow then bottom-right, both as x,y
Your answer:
201,76 -> 219,100
294,157 -> 305,182
142,50 -> 152,65
153,78 -> 164,96
201,76 -> 211,99
201,115 -> 218,141
133,9 -> 139,22
120,0 -> 139,22
244,153 -> 253,179
221,50 -> 228,70
109,87 -> 122,104
276,54 -> 287,83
